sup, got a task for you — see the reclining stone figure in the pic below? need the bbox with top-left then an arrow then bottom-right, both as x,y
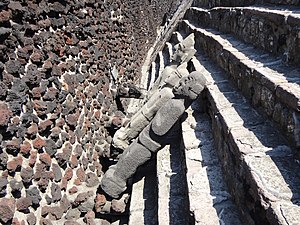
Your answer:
112,34 -> 196,151
100,71 -> 206,198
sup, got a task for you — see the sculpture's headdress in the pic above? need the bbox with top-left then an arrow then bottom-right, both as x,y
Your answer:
171,33 -> 196,64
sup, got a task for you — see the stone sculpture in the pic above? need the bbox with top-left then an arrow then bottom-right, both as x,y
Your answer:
100,71 -> 206,198
112,34 -> 197,151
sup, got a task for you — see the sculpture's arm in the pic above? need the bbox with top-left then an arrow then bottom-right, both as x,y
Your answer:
150,98 -> 186,137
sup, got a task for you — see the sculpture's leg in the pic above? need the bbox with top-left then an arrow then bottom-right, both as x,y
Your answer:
112,112 -> 150,151
100,140 -> 152,198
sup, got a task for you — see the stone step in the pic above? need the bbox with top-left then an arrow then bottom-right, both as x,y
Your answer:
147,61 -> 157,90
182,101 -> 243,225
179,19 -> 300,148
162,42 -> 173,66
156,143 -> 191,225
188,50 -> 300,224
129,160 -> 158,225
186,5 -> 300,65
157,51 -> 165,78
192,0 -> 256,8
263,0 -> 300,6
192,0 -> 300,8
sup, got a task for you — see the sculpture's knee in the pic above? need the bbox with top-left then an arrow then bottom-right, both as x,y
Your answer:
115,140 -> 152,179
100,166 -> 127,199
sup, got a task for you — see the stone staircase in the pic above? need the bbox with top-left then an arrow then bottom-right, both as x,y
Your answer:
127,0 -> 300,225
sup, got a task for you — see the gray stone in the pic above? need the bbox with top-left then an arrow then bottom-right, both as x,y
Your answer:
0,177 -> 8,195
52,163 -> 62,182
26,187 -> 41,206
85,172 -> 99,187
45,139 -> 57,156
60,194 -> 71,213
51,183 -> 62,202
64,208 -> 81,220
112,34 -> 197,151
21,167 -> 34,184
10,179 -> 23,193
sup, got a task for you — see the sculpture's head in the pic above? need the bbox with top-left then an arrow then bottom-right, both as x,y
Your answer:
171,33 -> 196,64
163,62 -> 189,87
173,71 -> 206,100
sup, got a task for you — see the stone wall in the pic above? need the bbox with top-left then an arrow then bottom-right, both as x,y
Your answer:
0,0 -> 181,223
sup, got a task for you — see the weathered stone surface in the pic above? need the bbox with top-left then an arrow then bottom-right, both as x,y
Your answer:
10,179 -> 23,194
27,213 -> 36,225
68,186 -> 78,195
52,163 -> 62,182
16,197 -> 32,212
40,218 -> 53,225
0,10 -> 11,23
7,156 -> 23,172
33,136 -> 46,150
39,153 -> 52,167
76,167 -> 86,182
28,150 -> 37,167
39,119 -> 53,133
60,194 -> 71,213
65,208 -> 81,220
0,152 -> 8,170
111,199 -> 127,213
50,183 -> 61,202
94,194 -> 106,213
45,139 -> 57,156
0,177 -> 8,195
5,60 -> 22,75
64,221 -> 81,225
0,198 -> 15,223
26,187 -> 41,206
20,141 -> 31,155
85,172 -> 99,187
0,102 -> 13,126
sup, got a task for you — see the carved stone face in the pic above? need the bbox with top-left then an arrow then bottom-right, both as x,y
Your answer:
164,68 -> 183,87
171,33 -> 196,64
172,71 -> 206,100
171,43 -> 196,64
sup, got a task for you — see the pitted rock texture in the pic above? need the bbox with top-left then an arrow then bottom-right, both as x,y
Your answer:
0,0 -> 182,223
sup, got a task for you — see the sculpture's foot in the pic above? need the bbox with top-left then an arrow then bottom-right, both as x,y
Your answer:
111,127 -> 129,151
100,166 -> 127,199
